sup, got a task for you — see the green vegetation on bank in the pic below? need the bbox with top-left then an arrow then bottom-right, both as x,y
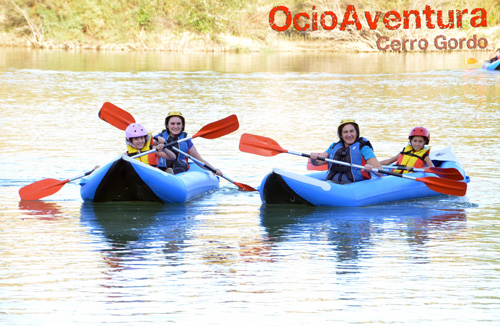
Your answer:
2,0 -> 500,51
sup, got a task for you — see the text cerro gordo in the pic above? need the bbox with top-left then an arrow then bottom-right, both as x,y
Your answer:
377,35 -> 487,51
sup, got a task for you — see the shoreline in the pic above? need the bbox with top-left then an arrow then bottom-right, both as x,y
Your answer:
0,28 -> 498,53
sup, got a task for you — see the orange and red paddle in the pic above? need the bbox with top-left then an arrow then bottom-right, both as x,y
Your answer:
100,102 -> 255,192
98,102 -> 136,130
99,102 -> 239,147
19,169 -> 96,200
239,133 -> 467,197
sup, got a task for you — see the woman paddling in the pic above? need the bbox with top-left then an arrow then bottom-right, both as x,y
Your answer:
155,111 -> 223,176
309,119 -> 383,184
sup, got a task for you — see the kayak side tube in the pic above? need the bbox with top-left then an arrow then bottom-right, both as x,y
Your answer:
80,154 -> 219,203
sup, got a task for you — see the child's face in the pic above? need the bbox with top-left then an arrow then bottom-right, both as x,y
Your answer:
410,136 -> 426,151
130,136 -> 146,149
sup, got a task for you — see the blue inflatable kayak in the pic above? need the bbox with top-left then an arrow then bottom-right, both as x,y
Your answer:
259,147 -> 469,207
482,60 -> 500,70
80,154 -> 219,203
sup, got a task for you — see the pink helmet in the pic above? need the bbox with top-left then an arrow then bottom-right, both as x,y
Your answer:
125,123 -> 148,140
409,127 -> 430,144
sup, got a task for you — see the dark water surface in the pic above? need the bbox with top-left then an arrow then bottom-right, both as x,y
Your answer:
1,48 -> 499,325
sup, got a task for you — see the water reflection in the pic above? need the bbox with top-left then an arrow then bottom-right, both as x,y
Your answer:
80,202 -> 195,262
261,205 -> 467,273
18,200 -> 64,220
0,48 -> 490,74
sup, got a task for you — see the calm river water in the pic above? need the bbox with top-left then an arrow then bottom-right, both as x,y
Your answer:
1,48 -> 499,325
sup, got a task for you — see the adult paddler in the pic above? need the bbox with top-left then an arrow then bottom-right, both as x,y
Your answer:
309,119 -> 383,184
155,111 -> 223,176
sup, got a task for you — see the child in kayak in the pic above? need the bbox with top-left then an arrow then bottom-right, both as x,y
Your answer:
380,126 -> 434,174
125,123 -> 176,171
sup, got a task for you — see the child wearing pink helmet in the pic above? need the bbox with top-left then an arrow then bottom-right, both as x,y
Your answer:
125,123 -> 175,170
380,126 -> 434,174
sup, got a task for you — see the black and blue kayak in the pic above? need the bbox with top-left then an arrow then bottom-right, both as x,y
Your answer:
80,154 -> 219,203
259,147 -> 469,207
482,60 -> 500,71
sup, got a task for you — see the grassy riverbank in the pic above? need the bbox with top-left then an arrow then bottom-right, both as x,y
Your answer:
1,0 -> 500,52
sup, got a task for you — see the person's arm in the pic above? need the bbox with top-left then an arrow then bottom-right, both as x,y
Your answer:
363,156 -> 383,177
309,151 -> 329,165
360,146 -> 383,176
379,154 -> 398,166
153,138 -> 176,160
188,144 -> 222,176
365,156 -> 382,169
424,155 -> 434,167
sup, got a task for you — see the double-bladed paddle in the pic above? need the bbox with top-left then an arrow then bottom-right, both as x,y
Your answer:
239,133 -> 467,197
19,104 -> 241,200
100,103 -> 255,191
99,102 -> 239,147
305,159 -> 463,180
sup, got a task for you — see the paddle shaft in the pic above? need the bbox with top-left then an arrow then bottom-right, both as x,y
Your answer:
384,165 -> 433,173
129,146 -> 217,172
171,149 -> 257,191
129,143 -> 257,191
291,150 -> 423,181
154,136 -> 191,150
130,148 -> 157,159
126,139 -> 191,160
129,147 -> 214,171
170,147 -> 225,178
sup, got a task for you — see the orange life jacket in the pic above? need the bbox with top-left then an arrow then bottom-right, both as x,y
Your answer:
394,144 -> 430,174
126,133 -> 158,167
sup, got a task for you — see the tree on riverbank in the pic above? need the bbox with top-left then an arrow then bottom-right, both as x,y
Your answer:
2,0 -> 500,52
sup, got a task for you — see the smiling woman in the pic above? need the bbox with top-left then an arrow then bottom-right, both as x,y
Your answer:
309,118 -> 383,184
154,111 -> 223,176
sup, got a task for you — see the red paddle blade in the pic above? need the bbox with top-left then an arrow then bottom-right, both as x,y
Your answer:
99,102 -> 135,131
307,158 -> 328,171
424,167 -> 464,180
416,176 -> 467,197
19,178 -> 70,200
192,114 -> 239,139
239,133 -> 287,157
233,181 -> 257,192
